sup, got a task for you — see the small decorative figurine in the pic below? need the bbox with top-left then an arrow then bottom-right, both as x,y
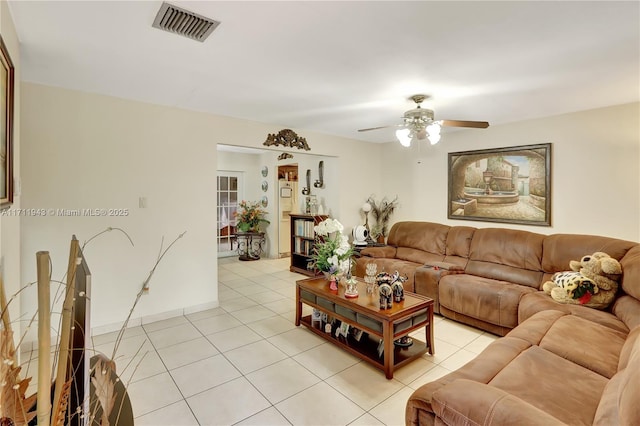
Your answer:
379,283 -> 393,309
389,271 -> 408,303
344,271 -> 359,299
392,280 -> 404,303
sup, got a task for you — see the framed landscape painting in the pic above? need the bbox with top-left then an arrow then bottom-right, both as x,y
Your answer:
0,35 -> 14,208
448,143 -> 551,226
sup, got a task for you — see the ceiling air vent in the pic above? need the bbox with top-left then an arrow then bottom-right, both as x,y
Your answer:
152,2 -> 220,42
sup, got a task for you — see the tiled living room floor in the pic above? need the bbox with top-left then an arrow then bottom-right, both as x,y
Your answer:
93,256 -> 499,425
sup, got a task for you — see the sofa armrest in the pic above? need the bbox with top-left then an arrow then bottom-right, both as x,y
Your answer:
415,263 -> 464,314
360,245 -> 397,258
431,379 -> 566,426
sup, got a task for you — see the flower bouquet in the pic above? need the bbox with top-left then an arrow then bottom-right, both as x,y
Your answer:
312,218 -> 354,289
234,200 -> 270,232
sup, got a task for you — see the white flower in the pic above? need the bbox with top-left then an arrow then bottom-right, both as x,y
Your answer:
328,255 -> 339,266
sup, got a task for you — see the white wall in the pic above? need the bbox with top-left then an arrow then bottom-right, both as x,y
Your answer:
21,83 -> 382,339
381,102 -> 640,242
0,0 -> 22,337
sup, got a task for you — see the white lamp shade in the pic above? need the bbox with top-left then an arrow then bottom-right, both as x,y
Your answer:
396,128 -> 412,147
362,202 -> 372,213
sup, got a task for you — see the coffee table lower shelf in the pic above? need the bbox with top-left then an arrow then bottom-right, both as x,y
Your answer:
299,315 -> 427,376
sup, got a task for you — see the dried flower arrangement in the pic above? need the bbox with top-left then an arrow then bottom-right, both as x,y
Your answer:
0,227 -> 185,425
366,195 -> 399,240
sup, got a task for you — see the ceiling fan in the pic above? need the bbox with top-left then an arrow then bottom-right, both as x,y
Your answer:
358,94 -> 489,146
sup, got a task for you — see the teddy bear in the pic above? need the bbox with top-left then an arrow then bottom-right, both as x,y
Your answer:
542,252 -> 622,309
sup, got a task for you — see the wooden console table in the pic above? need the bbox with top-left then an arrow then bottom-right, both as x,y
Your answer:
295,276 -> 434,379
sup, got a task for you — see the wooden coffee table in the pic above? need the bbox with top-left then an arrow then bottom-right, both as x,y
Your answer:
295,276 -> 434,379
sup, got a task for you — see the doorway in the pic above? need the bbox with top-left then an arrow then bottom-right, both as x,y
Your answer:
277,164 -> 299,257
217,171 -> 242,257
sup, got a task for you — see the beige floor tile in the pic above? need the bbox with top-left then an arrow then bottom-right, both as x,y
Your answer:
147,322 -> 202,349
326,362 -> 404,411
170,353 -> 242,397
247,315 -> 297,338
219,296 -> 259,312
218,287 -> 244,301
235,283 -> 271,296
349,413 -> 385,425
157,336 -> 219,370
246,358 -> 321,404
118,349 -> 167,384
185,307 -> 226,321
231,305 -> 278,324
206,325 -> 263,352
392,356 -> 437,385
187,377 -> 271,425
408,365 -> 452,390
267,328 -> 325,356
192,313 -> 242,334
94,333 -> 153,362
275,286 -> 297,299
142,315 -> 188,333
263,298 -> 296,314
127,372 -> 183,417
225,340 -> 288,374
134,400 -> 199,426
92,325 -> 145,346
235,407 -> 291,425
293,342 -> 361,379
435,319 -> 484,348
246,289 -> 287,304
275,382 -> 365,426
368,386 -> 415,426
423,338 -> 462,365
464,332 -> 499,354
439,348 -> 477,371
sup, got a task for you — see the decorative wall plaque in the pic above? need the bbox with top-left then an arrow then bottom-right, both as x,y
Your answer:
263,129 -> 310,151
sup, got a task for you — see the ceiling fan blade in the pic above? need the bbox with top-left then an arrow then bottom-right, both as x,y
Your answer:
440,119 -> 490,129
358,125 -> 398,132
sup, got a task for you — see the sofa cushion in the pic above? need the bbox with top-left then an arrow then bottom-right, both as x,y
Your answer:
387,221 -> 449,255
518,292 -> 629,334
618,325 -> 640,371
612,295 -> 640,331
444,225 -> 475,261
620,245 -> 640,301
466,228 -> 544,288
488,345 -> 608,426
541,233 -> 636,283
596,334 -> 640,426
431,379 -> 566,426
395,247 -> 443,265
440,274 -> 537,329
538,315 -> 626,379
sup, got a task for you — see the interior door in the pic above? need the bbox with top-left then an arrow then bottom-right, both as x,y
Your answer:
217,172 -> 242,257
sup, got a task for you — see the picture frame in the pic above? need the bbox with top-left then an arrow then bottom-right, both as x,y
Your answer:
0,36 -> 14,209
280,187 -> 292,198
448,143 -> 551,226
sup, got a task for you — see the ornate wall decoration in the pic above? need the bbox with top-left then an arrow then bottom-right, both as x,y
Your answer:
263,129 -> 310,151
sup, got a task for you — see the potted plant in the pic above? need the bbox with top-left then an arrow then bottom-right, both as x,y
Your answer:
235,200 -> 270,232
234,200 -> 270,260
312,218 -> 354,290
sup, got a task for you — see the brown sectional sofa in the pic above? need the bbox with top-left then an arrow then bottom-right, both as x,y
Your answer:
353,221 -> 640,425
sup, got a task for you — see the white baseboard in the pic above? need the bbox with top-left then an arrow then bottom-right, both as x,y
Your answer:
91,300 -> 220,336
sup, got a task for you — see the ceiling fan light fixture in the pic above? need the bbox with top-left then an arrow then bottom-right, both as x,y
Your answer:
396,128 -> 412,147
416,129 -> 427,140
427,122 -> 441,145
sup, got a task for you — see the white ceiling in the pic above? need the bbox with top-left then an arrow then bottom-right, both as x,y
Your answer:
8,1 -> 640,143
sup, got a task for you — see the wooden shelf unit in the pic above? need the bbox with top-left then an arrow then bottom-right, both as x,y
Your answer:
289,214 -> 328,276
